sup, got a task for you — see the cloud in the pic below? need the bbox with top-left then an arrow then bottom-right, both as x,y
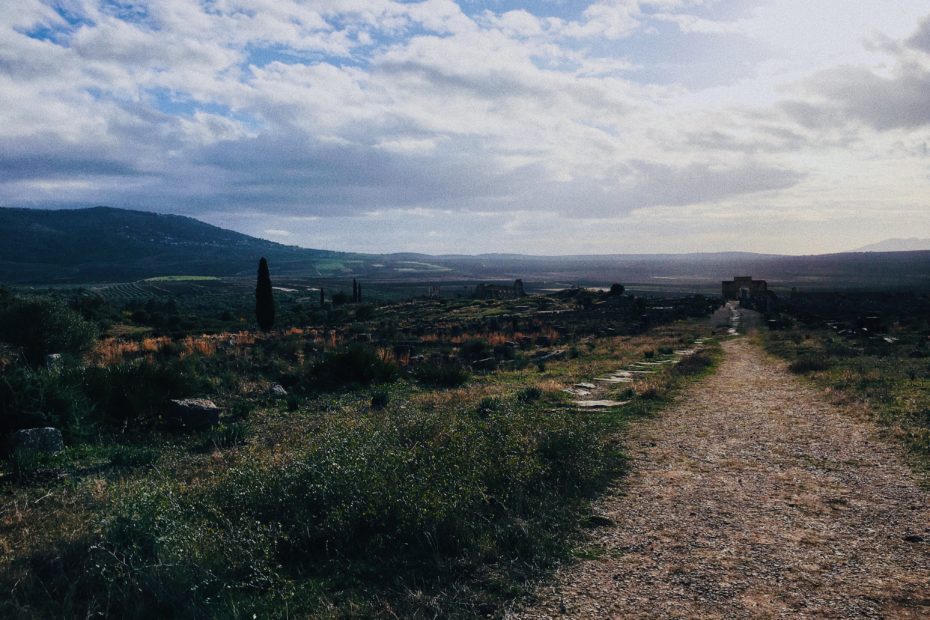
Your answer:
782,16 -> 930,132
797,65 -> 930,130
1,1 -> 929,253
907,15 -> 930,52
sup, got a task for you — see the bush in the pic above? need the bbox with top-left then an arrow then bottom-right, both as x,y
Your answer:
459,338 -> 491,361
0,296 -> 97,367
516,386 -> 542,403
370,389 -> 389,410
412,363 -> 469,388
0,363 -> 92,440
788,356 -> 831,374
307,344 -> 399,389
81,359 -> 204,426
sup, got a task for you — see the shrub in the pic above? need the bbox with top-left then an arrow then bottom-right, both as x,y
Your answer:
412,363 -> 469,388
476,396 -> 500,417
307,344 -> 399,389
81,359 -> 204,426
516,386 -> 542,403
370,389 -> 390,410
0,296 -> 97,367
788,356 -> 831,374
0,363 -> 92,440
459,338 -> 491,361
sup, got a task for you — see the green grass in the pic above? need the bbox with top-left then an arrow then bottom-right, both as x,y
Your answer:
0,295 -> 721,618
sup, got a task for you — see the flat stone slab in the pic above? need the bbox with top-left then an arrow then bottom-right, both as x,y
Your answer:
574,400 -> 630,408
563,388 -> 592,396
594,377 -> 634,383
575,382 -> 596,389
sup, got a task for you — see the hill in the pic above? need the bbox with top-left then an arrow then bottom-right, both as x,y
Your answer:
3,206 -> 930,290
0,206 -> 352,283
854,238 -> 930,252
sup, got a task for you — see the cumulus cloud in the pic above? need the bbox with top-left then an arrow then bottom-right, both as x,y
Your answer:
1,1 -> 929,253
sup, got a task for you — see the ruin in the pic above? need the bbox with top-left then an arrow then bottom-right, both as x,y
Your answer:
722,276 -> 766,302
721,276 -> 773,312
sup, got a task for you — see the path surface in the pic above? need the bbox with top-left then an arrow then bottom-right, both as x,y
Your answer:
511,337 -> 930,619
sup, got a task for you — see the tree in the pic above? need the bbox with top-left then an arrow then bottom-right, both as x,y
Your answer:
0,296 -> 97,367
609,283 -> 625,296
255,257 -> 275,331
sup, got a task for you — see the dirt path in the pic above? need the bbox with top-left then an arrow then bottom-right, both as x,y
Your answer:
510,337 -> 930,619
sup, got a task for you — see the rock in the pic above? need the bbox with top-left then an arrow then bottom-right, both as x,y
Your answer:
473,357 -> 498,371
9,427 -> 64,454
45,353 -> 63,371
574,400 -> 630,408
903,534 -> 924,543
269,384 -> 288,398
165,399 -> 221,430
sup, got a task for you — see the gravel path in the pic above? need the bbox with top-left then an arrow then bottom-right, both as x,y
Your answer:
511,337 -> 930,619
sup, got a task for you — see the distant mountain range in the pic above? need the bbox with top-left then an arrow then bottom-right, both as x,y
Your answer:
2,206 -> 930,291
854,238 -> 930,252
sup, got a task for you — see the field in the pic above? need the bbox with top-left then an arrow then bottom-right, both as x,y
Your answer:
0,282 -> 720,617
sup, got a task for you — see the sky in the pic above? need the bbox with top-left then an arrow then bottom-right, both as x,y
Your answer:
1,0 -> 929,255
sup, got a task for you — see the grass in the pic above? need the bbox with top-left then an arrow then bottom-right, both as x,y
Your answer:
764,329 -> 930,470
0,293 -> 721,617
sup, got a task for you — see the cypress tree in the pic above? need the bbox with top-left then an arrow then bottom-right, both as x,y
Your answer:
255,257 -> 275,331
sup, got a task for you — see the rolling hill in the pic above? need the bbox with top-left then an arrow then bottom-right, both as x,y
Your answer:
854,238 -> 930,252
3,206 -> 930,291
0,206 -> 353,283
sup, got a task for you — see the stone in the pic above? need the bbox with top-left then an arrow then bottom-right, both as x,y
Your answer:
269,384 -> 288,398
563,388 -> 592,396
165,398 -> 221,430
574,400 -> 630,408
9,427 -> 64,454
45,353 -> 63,371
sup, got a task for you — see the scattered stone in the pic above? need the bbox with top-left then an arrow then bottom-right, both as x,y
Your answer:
563,388 -> 593,397
8,427 -> 64,454
574,400 -> 629,408
165,399 -> 221,431
269,383 -> 288,398
535,349 -> 566,362
576,382 -> 597,389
